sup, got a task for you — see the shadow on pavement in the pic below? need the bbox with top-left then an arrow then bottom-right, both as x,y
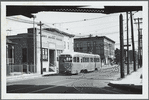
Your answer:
7,84 -> 142,94
108,83 -> 142,94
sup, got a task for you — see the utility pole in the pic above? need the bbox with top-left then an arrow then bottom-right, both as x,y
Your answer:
134,18 -> 142,68
33,15 -> 36,73
119,14 -> 125,78
38,21 -> 44,74
126,12 -> 130,74
130,11 -> 136,71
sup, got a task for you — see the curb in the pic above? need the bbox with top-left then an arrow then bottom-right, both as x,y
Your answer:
108,68 -> 142,94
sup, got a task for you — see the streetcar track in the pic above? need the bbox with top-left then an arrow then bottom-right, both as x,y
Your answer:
29,71 -> 114,93
7,66 -> 121,93
71,80 -> 121,94
30,79 -> 84,93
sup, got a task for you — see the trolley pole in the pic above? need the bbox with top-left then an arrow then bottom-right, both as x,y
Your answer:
119,14 -> 125,78
38,21 -> 44,74
130,11 -> 136,71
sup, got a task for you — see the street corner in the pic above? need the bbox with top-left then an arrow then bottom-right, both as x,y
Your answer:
108,72 -> 142,93
108,82 -> 142,94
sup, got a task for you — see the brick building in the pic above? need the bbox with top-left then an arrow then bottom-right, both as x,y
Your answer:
7,28 -> 74,75
74,36 -> 115,65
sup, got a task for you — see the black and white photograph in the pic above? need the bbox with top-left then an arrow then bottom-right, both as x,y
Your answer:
1,1 -> 148,99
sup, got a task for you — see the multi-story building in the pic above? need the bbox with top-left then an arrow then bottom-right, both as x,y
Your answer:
7,28 -> 74,75
74,36 -> 115,65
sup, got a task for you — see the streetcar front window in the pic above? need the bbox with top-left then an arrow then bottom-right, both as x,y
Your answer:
59,55 -> 72,62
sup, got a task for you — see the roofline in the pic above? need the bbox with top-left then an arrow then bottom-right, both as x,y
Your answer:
43,28 -> 75,38
28,27 -> 75,38
74,36 -> 115,43
102,36 -> 115,43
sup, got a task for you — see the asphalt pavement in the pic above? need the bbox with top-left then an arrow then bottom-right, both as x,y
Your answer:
7,64 -> 141,94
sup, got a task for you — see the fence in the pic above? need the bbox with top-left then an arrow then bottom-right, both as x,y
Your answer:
6,58 -> 14,65
7,64 -> 36,76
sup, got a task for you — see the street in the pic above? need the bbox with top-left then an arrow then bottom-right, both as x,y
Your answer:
7,65 -> 139,94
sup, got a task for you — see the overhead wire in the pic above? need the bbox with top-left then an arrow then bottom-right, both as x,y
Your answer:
7,17 -> 39,25
46,14 -> 118,25
67,11 -> 139,35
65,19 -> 118,29
6,11 -> 140,38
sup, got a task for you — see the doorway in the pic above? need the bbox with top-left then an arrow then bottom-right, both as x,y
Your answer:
49,50 -> 55,66
49,50 -> 55,72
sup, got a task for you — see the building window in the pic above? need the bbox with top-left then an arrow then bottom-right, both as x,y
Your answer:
93,41 -> 96,46
76,43 -> 79,47
22,48 -> 27,63
8,48 -> 12,58
64,41 -> 66,49
79,43 -> 82,51
42,48 -> 48,61
80,43 -> 82,47
87,42 -> 90,47
57,50 -> 62,56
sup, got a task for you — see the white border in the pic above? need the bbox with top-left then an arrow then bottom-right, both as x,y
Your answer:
1,1 -> 148,99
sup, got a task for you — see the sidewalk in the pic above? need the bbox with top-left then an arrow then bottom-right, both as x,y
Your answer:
7,72 -> 57,83
108,67 -> 142,93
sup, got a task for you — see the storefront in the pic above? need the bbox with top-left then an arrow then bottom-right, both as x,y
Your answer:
29,28 -> 74,75
7,27 -> 75,76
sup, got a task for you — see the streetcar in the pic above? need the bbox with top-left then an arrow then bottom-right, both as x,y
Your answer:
58,52 -> 101,74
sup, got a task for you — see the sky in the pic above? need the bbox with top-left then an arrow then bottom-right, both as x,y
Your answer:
6,2 -> 143,50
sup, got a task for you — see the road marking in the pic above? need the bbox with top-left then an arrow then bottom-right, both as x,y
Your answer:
30,79 -> 83,93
